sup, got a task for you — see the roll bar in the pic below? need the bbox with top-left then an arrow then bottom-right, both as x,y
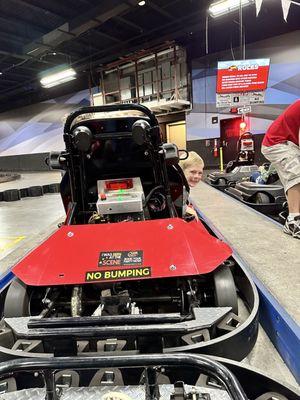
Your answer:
64,104 -> 159,133
0,353 -> 247,400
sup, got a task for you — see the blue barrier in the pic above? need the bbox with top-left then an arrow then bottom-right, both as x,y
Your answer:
0,271 -> 14,291
247,268 -> 300,384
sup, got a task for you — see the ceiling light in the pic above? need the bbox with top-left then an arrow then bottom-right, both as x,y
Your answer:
208,0 -> 252,17
138,1 -> 146,6
40,67 -> 76,88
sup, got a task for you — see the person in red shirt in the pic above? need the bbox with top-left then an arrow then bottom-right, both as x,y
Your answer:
261,99 -> 300,239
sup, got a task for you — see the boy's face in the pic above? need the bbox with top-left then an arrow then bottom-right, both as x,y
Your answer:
185,163 -> 203,187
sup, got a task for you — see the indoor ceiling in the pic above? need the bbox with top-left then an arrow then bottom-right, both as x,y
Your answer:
0,0 -> 299,112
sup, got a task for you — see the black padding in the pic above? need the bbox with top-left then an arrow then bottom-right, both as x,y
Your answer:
43,183 -> 60,193
27,186 -> 43,197
19,188 -> 29,198
42,184 -> 50,194
3,189 -> 21,202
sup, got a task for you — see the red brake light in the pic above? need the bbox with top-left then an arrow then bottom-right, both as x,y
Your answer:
240,121 -> 247,130
105,179 -> 133,190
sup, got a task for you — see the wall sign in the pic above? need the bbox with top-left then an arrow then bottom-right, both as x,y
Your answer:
216,91 -> 265,108
216,59 -> 270,94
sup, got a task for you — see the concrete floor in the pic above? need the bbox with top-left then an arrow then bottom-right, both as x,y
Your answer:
0,172 -> 298,389
0,172 -> 64,271
191,181 -> 299,388
191,182 -> 300,326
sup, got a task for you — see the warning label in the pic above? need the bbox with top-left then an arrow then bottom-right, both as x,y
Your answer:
86,267 -> 151,282
98,250 -> 143,267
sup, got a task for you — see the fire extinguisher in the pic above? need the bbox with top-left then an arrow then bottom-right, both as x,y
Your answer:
213,139 -> 218,157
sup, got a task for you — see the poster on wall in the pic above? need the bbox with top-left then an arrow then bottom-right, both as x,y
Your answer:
216,91 -> 265,108
216,59 -> 270,94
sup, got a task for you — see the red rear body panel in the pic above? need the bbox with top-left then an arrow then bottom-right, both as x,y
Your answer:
12,218 -> 232,286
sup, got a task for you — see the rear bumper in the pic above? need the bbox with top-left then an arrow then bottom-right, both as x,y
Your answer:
1,285 -> 258,361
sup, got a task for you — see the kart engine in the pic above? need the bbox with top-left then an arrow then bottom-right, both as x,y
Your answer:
95,177 -> 145,223
89,177 -> 168,223
25,273 -> 218,319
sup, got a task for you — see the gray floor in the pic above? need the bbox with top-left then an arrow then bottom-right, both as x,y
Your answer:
191,182 -> 300,325
0,172 -> 298,389
0,172 -> 64,269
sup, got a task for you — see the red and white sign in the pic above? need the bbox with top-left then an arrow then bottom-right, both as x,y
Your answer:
217,59 -> 270,94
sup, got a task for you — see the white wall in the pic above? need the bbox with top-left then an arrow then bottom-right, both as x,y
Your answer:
187,30 -> 300,141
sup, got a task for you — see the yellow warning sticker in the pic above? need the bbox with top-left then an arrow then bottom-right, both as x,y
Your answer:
85,267 -> 151,282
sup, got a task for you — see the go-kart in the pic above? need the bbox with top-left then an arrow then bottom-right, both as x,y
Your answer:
206,132 -> 258,190
225,174 -> 286,216
205,164 -> 259,190
0,353 -> 298,400
222,162 -> 287,217
0,104 -> 258,361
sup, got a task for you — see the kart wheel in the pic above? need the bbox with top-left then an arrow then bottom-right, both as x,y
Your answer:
254,192 -> 270,204
4,278 -> 30,317
255,393 -> 288,400
213,265 -> 238,315
218,178 -> 227,187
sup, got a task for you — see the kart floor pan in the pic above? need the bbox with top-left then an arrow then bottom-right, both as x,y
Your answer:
1,384 -> 230,400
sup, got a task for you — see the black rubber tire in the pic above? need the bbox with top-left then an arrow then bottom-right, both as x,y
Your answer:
27,186 -> 43,197
4,278 -> 29,317
218,178 -> 227,187
42,183 -> 60,194
2,189 -> 21,202
48,183 -> 60,193
255,393 -> 288,400
0,192 -> 3,201
254,192 -> 270,204
42,184 -> 50,194
213,265 -> 238,315
19,188 -> 29,198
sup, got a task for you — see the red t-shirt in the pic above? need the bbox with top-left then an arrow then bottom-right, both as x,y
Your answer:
262,100 -> 300,146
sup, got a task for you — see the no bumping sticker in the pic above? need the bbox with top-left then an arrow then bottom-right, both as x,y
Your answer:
86,267 -> 151,282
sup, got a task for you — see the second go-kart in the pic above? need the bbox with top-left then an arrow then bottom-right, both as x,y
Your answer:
225,163 -> 286,216
0,353 -> 298,400
206,132 -> 258,190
